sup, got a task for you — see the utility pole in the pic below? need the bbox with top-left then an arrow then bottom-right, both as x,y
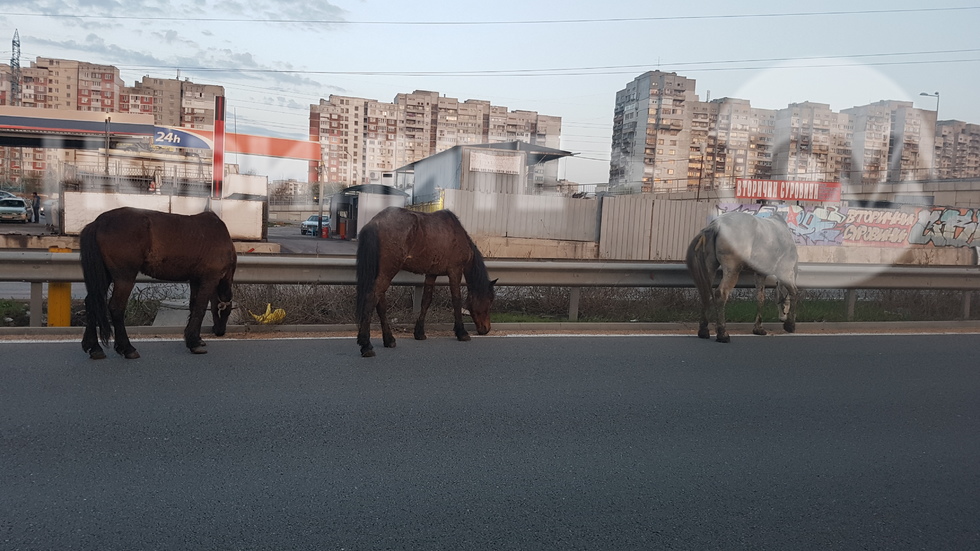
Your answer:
10,30 -> 21,107
104,117 -> 111,175
9,30 -> 21,186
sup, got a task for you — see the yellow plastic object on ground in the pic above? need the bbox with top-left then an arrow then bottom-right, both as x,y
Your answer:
249,303 -> 286,324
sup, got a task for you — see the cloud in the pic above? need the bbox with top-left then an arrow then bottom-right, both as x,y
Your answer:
213,0 -> 346,22
28,33 -> 169,67
12,0 -> 346,23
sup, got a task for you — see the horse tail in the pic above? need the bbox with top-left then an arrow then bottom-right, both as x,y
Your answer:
355,223 -> 381,323
79,222 -> 113,346
686,226 -> 716,299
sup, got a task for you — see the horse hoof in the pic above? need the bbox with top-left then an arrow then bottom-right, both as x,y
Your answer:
784,322 -> 797,333
190,346 -> 208,354
361,349 -> 376,358
716,335 -> 730,344
697,329 -> 711,339
752,328 -> 768,336
89,350 -> 107,360
124,350 -> 141,359
383,341 -> 397,348
457,334 -> 471,342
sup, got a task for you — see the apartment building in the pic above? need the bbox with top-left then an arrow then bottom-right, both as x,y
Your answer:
773,102 -> 851,183
841,101 -> 897,185
885,101 -> 935,182
119,84 -> 155,118
935,121 -> 980,179
310,91 -> 562,189
611,71 -> 944,194
610,71 -> 698,193
25,58 -> 125,112
457,100 -> 491,146
396,90 -> 438,169
309,95 -> 368,186
693,98 -> 776,190
1,58 -> 125,183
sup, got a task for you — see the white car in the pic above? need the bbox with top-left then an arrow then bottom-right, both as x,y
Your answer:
0,197 -> 30,223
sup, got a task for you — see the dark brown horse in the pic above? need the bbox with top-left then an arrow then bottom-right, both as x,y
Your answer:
686,211 -> 799,343
356,207 -> 496,357
80,207 -> 237,359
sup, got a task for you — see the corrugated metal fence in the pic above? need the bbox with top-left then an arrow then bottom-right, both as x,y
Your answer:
597,195 -> 714,260
442,188 -> 600,242
439,189 -> 716,261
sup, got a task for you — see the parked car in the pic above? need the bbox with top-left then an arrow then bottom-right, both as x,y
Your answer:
301,214 -> 330,235
0,197 -> 30,223
0,190 -> 16,199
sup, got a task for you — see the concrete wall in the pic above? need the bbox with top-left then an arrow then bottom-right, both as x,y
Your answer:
62,191 -> 265,240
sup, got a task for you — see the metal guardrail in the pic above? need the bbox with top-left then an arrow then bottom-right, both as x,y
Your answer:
1,251 -> 978,325
1,251 -> 979,289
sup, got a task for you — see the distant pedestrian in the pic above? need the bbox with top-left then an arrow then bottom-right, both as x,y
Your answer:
31,192 -> 40,223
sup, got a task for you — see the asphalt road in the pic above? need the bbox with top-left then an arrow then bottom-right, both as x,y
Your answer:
2,333 -> 978,550
269,223 -> 357,255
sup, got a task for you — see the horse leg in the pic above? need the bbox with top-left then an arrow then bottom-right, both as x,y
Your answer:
211,277 -> 234,337
376,290 -> 397,349
780,281 -> 799,333
81,319 -> 105,360
184,280 -> 215,354
414,275 -> 436,340
752,274 -> 768,336
357,272 -> 396,357
356,294 -> 377,358
108,277 -> 139,359
449,272 -> 470,341
696,286 -> 712,339
714,267 -> 740,343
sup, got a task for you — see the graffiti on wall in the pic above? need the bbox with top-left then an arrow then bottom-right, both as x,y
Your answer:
909,207 -> 980,247
717,203 -> 980,248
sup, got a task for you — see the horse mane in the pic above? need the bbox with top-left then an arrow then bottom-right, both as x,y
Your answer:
465,241 -> 495,300
436,209 -> 493,299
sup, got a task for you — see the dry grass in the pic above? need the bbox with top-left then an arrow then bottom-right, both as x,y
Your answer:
233,284 -> 980,326
15,284 -> 976,328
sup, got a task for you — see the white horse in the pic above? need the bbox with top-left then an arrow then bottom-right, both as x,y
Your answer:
686,212 -> 799,343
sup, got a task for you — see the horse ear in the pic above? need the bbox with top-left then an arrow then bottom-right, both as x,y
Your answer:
491,278 -> 498,287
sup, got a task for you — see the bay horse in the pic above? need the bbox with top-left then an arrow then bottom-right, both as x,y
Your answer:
80,207 -> 237,359
686,211 -> 799,343
356,207 -> 496,358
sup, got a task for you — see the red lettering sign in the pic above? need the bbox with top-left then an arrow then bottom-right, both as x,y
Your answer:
735,178 -> 841,203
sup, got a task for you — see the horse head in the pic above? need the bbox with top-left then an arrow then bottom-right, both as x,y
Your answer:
212,298 -> 234,337
466,278 -> 497,335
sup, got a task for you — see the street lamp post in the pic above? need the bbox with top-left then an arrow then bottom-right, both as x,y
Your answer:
919,91 -> 940,120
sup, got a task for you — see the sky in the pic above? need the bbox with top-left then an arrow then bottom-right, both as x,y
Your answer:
2,0 -> 979,185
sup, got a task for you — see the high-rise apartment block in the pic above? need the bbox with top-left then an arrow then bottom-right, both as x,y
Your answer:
934,121 -> 980,180
310,91 -> 562,188
611,71 -> 697,193
841,100 -> 934,184
610,71 -> 950,194
694,97 -> 778,191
